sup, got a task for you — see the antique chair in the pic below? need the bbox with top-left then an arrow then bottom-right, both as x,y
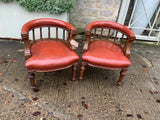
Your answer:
80,21 -> 135,85
21,18 -> 79,88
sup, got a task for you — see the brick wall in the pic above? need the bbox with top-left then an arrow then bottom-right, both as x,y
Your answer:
69,0 -> 121,31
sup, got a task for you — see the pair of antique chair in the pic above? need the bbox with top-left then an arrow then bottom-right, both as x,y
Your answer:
21,18 -> 135,88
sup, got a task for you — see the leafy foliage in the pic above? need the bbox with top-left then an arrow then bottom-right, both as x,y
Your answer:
0,0 -> 77,14
0,0 -> 13,2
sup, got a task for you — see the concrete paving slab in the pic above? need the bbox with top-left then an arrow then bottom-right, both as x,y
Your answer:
0,40 -> 160,120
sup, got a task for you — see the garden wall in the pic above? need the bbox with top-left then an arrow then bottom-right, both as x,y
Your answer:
0,2 -> 68,39
69,0 -> 121,30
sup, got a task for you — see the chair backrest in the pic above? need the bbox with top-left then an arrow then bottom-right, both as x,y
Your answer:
21,18 -> 77,44
85,21 -> 135,48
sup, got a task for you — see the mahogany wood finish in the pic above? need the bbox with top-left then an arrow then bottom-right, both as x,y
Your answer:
21,18 -> 79,88
80,21 -> 135,85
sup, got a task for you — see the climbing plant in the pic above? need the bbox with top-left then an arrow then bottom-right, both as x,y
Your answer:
0,0 -> 77,14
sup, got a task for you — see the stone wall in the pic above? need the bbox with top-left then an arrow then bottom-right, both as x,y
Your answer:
69,0 -> 121,31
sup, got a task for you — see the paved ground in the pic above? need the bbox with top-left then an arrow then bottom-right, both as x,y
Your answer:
0,39 -> 160,120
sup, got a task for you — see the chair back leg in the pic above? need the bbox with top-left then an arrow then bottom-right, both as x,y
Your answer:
28,72 -> 35,88
72,62 -> 78,81
79,62 -> 87,81
117,68 -> 128,86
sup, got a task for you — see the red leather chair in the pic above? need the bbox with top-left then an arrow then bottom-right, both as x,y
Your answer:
21,18 -> 79,88
80,21 -> 135,85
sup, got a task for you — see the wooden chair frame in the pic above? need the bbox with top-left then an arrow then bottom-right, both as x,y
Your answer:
21,18 -> 78,88
79,21 -> 136,85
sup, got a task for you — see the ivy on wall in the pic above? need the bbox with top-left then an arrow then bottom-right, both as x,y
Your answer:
0,0 -> 77,14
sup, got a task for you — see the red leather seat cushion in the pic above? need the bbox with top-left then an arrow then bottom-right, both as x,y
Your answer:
82,41 -> 130,68
25,41 -> 79,71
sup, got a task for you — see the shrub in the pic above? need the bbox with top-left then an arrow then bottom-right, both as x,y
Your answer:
0,0 -> 13,2
0,0 -> 77,14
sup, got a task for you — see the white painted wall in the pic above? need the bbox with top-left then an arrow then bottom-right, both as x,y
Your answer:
0,2 -> 68,39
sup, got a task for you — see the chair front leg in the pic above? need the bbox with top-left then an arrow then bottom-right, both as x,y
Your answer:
117,68 -> 128,86
28,72 -> 35,88
79,62 -> 87,82
72,62 -> 78,81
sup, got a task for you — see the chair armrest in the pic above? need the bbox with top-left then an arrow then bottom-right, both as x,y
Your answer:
83,30 -> 91,53
21,32 -> 31,60
124,35 -> 136,58
83,41 -> 89,53
67,28 -> 78,52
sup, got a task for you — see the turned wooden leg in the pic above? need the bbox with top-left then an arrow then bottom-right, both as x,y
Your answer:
79,62 -> 86,82
117,68 -> 128,86
72,62 -> 78,81
28,72 -> 35,88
